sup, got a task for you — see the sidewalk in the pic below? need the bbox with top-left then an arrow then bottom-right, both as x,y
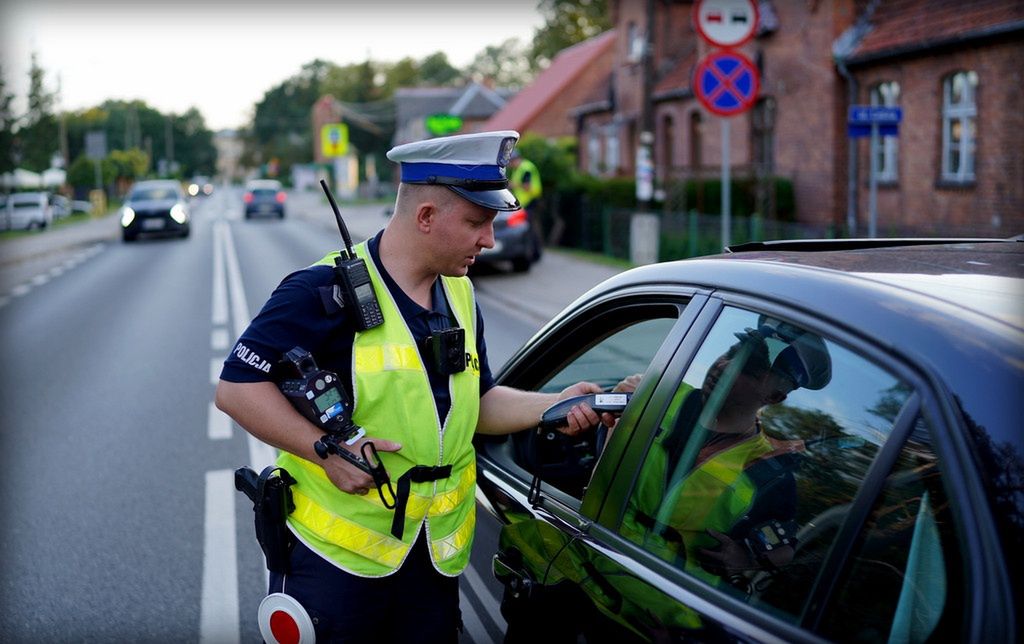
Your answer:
289,191 -> 625,323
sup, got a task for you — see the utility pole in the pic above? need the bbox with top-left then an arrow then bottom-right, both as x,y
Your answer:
164,113 -> 175,176
630,0 -> 660,265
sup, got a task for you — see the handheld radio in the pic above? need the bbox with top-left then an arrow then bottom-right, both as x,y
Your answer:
277,346 -> 395,507
319,179 -> 384,330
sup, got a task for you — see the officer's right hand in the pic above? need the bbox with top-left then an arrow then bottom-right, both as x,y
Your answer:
322,437 -> 402,496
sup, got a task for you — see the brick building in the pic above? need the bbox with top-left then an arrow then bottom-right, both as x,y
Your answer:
573,0 -> 1024,236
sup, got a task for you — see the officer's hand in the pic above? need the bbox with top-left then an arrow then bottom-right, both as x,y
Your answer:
322,437 -> 402,496
699,528 -> 755,574
556,381 -> 604,436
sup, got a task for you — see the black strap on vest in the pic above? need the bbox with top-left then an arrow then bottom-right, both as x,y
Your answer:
390,464 -> 453,539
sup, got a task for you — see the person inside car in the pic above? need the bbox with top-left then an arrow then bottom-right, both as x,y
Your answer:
616,320 -> 832,585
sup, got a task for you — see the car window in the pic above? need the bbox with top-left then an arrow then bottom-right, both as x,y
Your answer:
619,306 -> 921,626
816,416 -> 962,642
514,304 -> 682,500
131,187 -> 178,201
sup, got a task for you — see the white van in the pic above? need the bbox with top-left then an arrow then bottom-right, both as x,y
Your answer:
5,192 -> 53,230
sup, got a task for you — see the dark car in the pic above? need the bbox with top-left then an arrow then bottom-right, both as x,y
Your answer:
244,179 -> 286,219
120,180 -> 191,242
475,239 -> 1023,643
476,208 -> 540,272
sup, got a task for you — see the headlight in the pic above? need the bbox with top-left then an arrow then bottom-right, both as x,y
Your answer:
187,184 -> 199,196
120,206 -> 136,227
170,203 -> 188,224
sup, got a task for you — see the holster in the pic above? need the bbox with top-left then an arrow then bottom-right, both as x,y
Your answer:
235,466 -> 297,574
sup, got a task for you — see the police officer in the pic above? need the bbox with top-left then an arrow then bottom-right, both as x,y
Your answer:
508,150 -> 544,261
215,130 -> 603,643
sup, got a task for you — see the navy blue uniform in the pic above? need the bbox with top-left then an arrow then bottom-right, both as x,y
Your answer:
221,230 -> 496,642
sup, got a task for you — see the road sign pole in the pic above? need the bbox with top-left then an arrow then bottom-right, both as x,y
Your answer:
869,121 -> 879,238
722,118 -> 731,249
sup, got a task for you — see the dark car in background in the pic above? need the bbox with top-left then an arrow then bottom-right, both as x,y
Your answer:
476,208 -> 540,272
243,179 -> 286,219
120,180 -> 190,242
475,239 -> 1023,643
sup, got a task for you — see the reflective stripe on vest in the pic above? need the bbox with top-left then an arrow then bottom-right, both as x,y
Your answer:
282,241 -> 480,577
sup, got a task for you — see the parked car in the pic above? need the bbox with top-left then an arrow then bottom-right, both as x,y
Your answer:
475,238 -> 1023,643
120,180 -> 190,242
476,207 -> 540,272
243,179 -> 286,219
50,195 -> 71,219
4,192 -> 53,230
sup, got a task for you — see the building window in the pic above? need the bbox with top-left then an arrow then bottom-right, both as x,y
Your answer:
870,81 -> 900,182
941,71 -> 978,183
689,112 -> 703,170
605,124 -> 620,174
588,129 -> 602,175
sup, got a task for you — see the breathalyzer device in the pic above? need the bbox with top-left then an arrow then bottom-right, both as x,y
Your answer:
277,346 -> 395,507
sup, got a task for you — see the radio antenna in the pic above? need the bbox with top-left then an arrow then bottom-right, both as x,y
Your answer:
320,179 -> 355,256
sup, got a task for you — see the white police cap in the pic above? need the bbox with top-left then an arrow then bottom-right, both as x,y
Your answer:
387,130 -> 521,211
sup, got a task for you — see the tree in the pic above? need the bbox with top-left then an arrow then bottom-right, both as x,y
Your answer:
0,65 -> 16,174
531,0 -> 611,70
466,39 -> 534,88
18,52 -> 60,172
244,59 -> 333,180
418,52 -> 461,86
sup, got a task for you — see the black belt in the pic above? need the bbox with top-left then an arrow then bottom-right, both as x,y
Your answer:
390,465 -> 453,539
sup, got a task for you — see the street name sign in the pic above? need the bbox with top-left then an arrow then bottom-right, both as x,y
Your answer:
694,0 -> 759,48
694,50 -> 760,117
847,105 -> 902,137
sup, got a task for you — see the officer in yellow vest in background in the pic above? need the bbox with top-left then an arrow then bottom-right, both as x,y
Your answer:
508,150 -> 544,261
216,131 -> 604,643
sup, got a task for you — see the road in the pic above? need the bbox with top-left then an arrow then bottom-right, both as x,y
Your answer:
0,187 -> 621,642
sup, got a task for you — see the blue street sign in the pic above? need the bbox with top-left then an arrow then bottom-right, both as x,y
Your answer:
848,105 -> 902,125
847,105 -> 901,138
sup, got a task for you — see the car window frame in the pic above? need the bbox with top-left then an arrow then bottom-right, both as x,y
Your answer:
478,286 -> 710,524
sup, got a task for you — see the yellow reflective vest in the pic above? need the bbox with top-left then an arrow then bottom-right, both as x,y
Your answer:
510,159 -> 542,209
279,241 -> 480,577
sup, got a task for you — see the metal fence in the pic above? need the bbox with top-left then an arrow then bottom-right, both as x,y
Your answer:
560,206 -> 835,262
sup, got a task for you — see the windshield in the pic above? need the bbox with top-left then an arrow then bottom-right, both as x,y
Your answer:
130,188 -> 179,201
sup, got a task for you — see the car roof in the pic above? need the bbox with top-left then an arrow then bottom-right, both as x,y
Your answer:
8,192 -> 47,200
246,180 -> 282,188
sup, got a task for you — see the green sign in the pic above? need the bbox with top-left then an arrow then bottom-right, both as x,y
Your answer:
425,114 -> 463,136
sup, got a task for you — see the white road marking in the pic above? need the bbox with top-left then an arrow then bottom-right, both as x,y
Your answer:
31,274 -> 49,286
217,220 -> 277,470
208,401 -> 232,440
212,221 -> 228,326
460,588 -> 490,644
463,562 -> 505,632
210,358 -> 224,385
11,284 -> 31,297
211,328 -> 230,351
199,469 -> 240,644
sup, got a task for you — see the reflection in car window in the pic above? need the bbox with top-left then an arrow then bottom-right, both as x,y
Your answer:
540,316 -> 677,394
620,306 -> 913,626
820,417 -> 960,642
523,310 -> 679,499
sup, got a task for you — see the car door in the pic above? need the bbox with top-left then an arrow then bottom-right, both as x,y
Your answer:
584,296 -> 1003,642
475,285 -> 710,640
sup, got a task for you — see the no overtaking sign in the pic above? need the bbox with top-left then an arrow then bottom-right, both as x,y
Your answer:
694,0 -> 759,48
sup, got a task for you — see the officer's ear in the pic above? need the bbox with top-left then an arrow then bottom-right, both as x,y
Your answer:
415,201 -> 437,233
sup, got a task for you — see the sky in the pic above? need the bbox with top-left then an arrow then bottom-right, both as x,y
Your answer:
1,0 -> 546,131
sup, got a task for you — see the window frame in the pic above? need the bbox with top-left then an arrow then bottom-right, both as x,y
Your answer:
940,70 -> 978,184
869,81 -> 900,183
